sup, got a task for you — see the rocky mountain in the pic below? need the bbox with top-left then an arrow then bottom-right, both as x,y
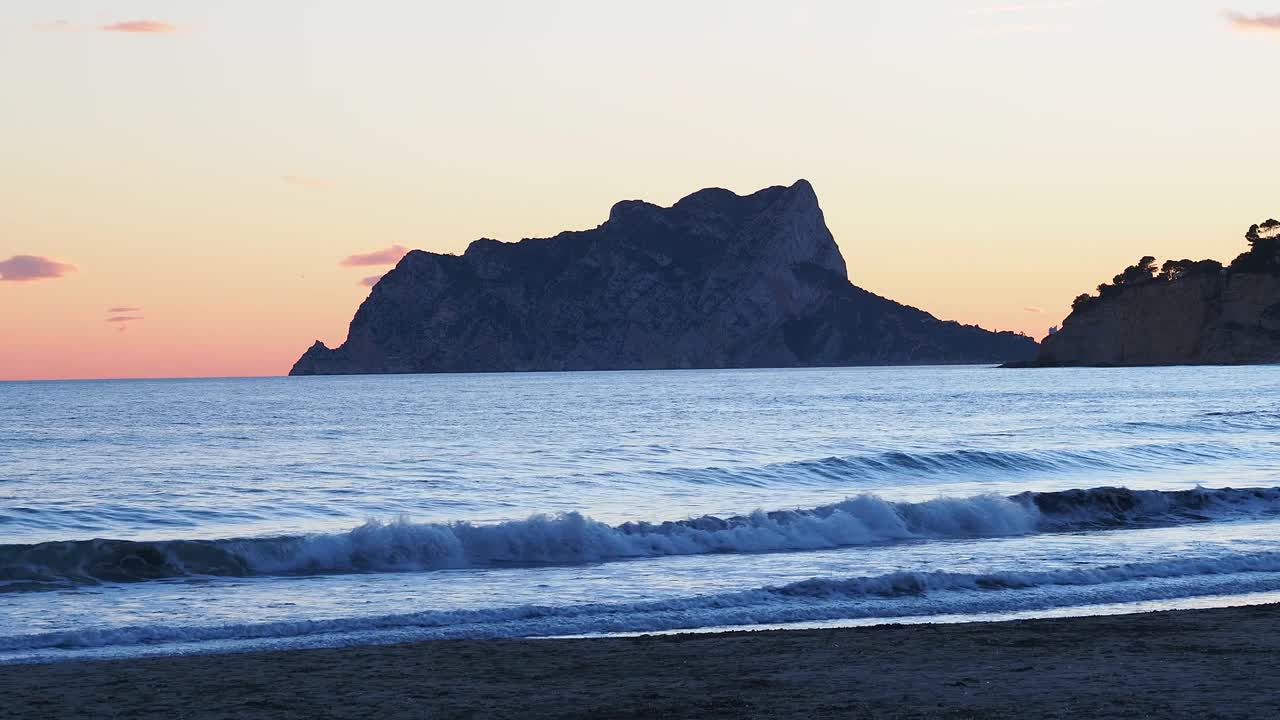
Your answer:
1027,219 -> 1280,367
291,180 -> 1037,376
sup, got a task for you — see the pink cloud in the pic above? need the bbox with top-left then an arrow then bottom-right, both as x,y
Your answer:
106,307 -> 144,331
360,274 -> 386,288
101,20 -> 177,34
1225,12 -> 1280,33
341,245 -> 409,267
0,255 -> 77,282
1023,306 -> 1044,314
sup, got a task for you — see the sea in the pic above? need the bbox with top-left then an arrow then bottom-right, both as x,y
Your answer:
3,365 -> 1280,664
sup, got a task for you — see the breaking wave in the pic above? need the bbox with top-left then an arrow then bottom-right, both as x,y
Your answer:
5,486 -> 1280,591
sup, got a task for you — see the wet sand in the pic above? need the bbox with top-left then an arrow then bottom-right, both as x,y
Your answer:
4,603 -> 1280,719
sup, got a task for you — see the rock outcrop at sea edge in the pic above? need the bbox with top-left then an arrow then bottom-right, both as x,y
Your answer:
291,180 -> 1037,375
1025,219 -> 1280,367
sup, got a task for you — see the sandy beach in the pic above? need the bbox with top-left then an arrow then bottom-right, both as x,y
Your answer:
3,603 -> 1279,719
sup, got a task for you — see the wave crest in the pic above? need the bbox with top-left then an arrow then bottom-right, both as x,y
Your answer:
4,486 -> 1278,590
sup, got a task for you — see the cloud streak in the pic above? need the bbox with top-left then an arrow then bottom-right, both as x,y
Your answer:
360,274 -> 386,288
341,245 -> 409,267
101,20 -> 178,34
1224,12 -> 1280,33
105,308 -> 143,332
0,255 -> 77,282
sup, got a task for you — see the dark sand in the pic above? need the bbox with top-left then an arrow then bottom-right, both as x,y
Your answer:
5,604 -> 1280,719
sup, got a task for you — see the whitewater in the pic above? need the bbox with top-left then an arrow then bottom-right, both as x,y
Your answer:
3,365 -> 1280,663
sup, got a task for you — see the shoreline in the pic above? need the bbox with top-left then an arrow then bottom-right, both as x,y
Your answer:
5,603 -> 1280,719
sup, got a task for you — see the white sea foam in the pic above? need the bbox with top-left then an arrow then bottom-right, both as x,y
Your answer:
4,486 -> 1279,590
6,551 -> 1280,658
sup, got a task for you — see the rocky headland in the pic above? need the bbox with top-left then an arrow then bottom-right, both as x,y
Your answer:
1025,219 -> 1280,367
291,180 -> 1037,375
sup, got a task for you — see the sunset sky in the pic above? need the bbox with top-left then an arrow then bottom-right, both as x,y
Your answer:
3,1 -> 1279,380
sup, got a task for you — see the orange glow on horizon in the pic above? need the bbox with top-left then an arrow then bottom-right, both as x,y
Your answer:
3,1 -> 1277,380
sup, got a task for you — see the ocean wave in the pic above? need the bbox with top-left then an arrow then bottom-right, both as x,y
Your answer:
6,551 -> 1280,655
657,442 -> 1243,488
0,442 -> 1257,539
4,486 -> 1280,590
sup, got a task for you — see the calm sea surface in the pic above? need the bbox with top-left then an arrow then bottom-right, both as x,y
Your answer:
3,365 -> 1280,662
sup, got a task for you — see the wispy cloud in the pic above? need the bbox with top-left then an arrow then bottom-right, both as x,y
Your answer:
0,255 -> 77,282
360,274 -> 386,288
105,308 -> 143,332
101,20 -> 177,34
341,245 -> 409,268
1224,12 -> 1280,33
35,19 -> 181,34
1023,306 -> 1044,313
107,313 -> 143,332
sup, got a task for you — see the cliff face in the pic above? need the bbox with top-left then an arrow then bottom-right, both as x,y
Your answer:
291,180 -> 1037,376
1037,273 -> 1280,366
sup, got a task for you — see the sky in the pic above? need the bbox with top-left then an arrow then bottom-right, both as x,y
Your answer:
2,1 -> 1279,380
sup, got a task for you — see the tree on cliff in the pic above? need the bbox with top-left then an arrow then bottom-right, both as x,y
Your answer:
1230,219 -> 1280,274
1097,256 -> 1158,298
1250,219 -> 1280,239
1071,293 -> 1098,312
1066,219 -> 1277,322
1159,258 -> 1223,281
